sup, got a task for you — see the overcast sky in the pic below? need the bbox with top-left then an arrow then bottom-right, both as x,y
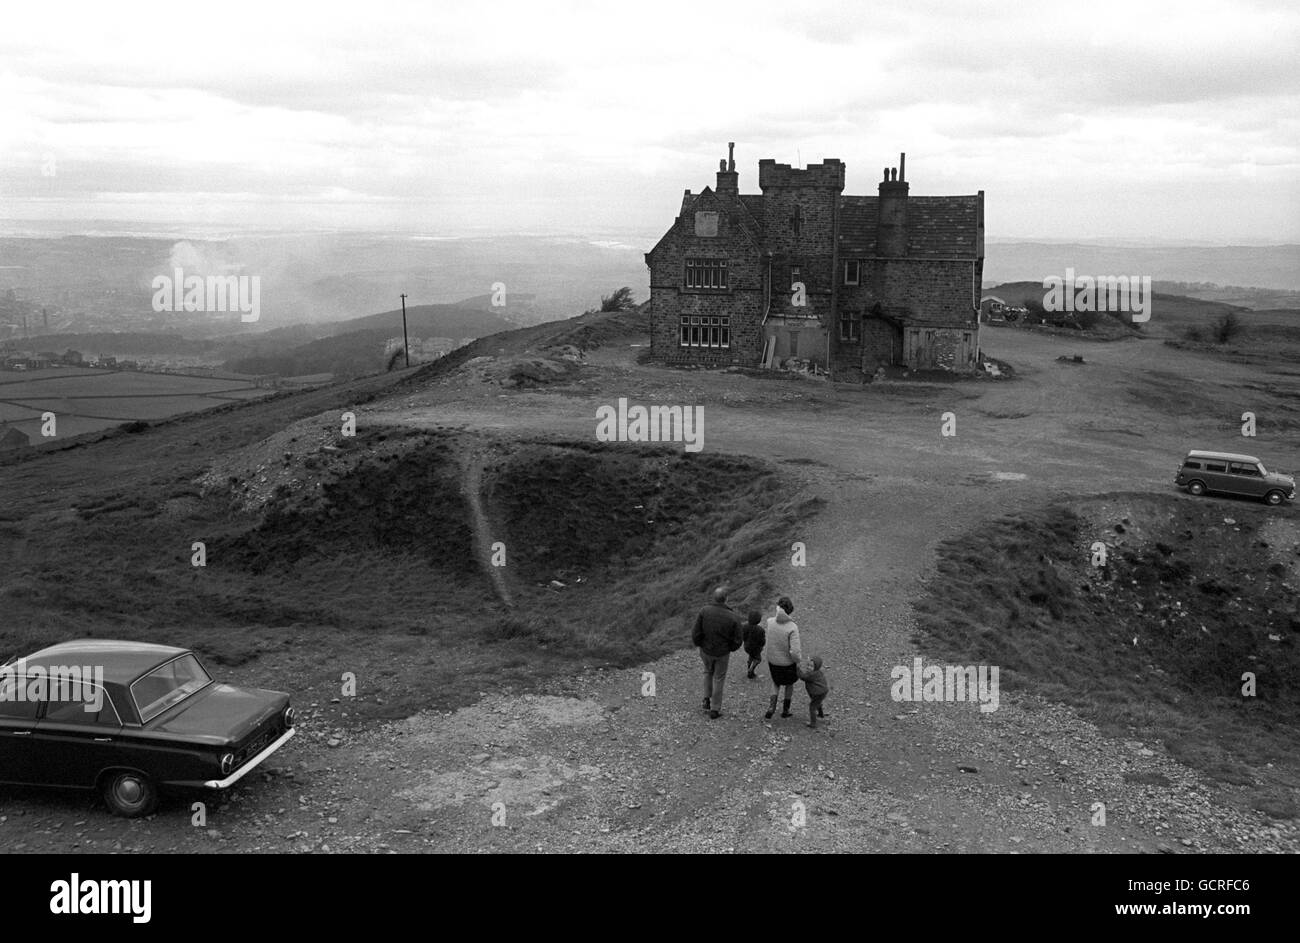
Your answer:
2,0 -> 1296,243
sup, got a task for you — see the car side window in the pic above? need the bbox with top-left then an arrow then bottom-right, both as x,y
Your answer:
1205,462 -> 1227,473
0,677 -> 40,721
43,690 -> 121,726
1183,461 -> 1201,469
1230,463 -> 1261,477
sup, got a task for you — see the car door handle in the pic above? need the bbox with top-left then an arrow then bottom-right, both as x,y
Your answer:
93,737 -> 113,743
14,730 -> 31,736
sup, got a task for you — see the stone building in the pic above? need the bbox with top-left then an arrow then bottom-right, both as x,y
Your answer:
645,146 -> 984,378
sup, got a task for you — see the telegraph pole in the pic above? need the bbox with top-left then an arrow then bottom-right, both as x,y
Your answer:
399,293 -> 411,368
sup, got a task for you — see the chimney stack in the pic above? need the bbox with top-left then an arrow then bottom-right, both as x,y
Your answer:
877,152 -> 910,258
716,142 -> 739,196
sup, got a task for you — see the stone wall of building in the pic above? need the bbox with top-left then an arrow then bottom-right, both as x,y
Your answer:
830,258 -> 979,375
869,258 -> 979,323
647,193 -> 765,366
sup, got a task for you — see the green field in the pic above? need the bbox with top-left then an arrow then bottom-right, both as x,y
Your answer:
0,368 -> 273,441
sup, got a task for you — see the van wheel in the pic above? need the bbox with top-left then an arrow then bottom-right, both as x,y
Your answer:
101,771 -> 159,818
1187,481 -> 1206,496
1265,490 -> 1285,506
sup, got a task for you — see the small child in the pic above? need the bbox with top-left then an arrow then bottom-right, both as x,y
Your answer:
743,611 -> 765,678
798,654 -> 830,729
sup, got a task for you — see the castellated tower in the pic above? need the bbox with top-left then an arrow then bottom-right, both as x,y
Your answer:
757,158 -> 844,305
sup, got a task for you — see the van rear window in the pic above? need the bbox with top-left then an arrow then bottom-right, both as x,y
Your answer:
1183,460 -> 1202,469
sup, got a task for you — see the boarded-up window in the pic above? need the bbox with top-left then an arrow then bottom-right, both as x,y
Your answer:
694,212 -> 719,237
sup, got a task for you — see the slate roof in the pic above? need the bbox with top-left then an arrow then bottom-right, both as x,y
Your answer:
838,195 -> 982,258
655,183 -> 981,261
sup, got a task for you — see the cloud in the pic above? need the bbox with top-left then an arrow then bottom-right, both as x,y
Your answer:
1,0 -> 1297,241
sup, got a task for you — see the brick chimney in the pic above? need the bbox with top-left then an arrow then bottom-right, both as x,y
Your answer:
716,142 -> 738,197
876,152 -> 909,257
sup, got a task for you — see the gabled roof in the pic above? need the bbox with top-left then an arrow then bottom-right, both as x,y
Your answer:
646,185 -> 763,261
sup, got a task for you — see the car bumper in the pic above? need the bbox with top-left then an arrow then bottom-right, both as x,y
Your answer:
203,727 -> 296,789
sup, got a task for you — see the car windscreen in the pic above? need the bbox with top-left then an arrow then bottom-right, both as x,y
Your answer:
131,654 -> 212,723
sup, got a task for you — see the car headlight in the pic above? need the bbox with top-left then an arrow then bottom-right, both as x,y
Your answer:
283,706 -> 295,728
220,753 -> 235,775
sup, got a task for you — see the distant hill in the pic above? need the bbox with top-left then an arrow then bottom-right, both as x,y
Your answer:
220,301 -> 518,377
3,330 -> 219,357
5,298 -> 520,377
983,242 -> 1300,292
1152,282 -> 1300,311
308,299 -> 519,337
0,231 -> 648,335
985,281 -> 1298,339
221,327 -> 416,378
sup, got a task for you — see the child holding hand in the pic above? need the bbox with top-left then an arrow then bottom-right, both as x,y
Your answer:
799,654 -> 830,729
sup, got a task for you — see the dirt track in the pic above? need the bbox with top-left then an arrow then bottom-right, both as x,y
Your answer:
330,326 -> 1297,852
3,326 -> 1297,852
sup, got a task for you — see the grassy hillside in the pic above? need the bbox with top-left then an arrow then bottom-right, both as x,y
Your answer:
1,421 -> 819,714
915,495 -> 1300,817
0,303 -> 817,717
986,281 -> 1300,362
220,302 -> 521,377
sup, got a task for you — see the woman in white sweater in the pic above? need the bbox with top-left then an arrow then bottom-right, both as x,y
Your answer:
763,596 -> 801,719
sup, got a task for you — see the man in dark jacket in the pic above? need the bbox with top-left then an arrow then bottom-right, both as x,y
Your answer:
692,587 -> 743,719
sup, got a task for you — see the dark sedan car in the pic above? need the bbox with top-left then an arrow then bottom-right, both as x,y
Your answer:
0,640 -> 295,816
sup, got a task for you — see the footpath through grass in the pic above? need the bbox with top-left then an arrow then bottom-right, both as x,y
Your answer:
1,426 -> 821,714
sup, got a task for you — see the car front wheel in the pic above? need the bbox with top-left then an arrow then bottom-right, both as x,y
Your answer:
1188,480 -> 1206,496
1265,490 -> 1285,506
101,771 -> 159,818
